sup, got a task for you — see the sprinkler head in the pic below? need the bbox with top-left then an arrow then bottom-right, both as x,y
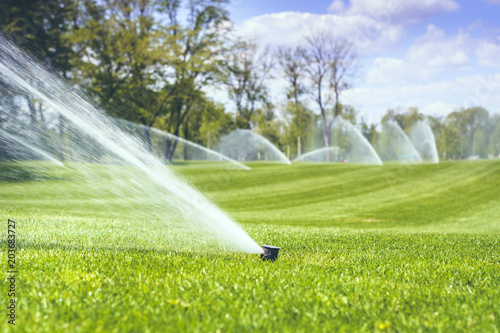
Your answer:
261,245 -> 280,261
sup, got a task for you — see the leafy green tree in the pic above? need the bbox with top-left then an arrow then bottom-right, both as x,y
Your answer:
472,128 -> 488,158
338,105 -> 358,124
254,103 -> 284,150
155,0 -> 230,159
305,31 -> 357,151
442,111 -> 468,159
281,101 -> 313,158
68,0 -> 229,158
381,107 -> 423,132
360,118 -> 378,144
69,0 -> 158,118
176,98 -> 234,150
1,0 -> 78,160
225,39 -> 272,129
0,0 -> 75,76
488,122 -> 500,157
441,107 -> 489,159
276,45 -> 308,156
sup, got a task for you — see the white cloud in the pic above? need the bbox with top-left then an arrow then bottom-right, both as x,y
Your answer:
477,40 -> 500,67
328,0 -> 345,13
425,101 -> 460,116
230,8 -> 500,121
328,0 -> 459,24
406,24 -> 470,67
344,73 -> 500,120
363,25 -> 474,88
236,12 -> 404,55
365,57 -> 442,84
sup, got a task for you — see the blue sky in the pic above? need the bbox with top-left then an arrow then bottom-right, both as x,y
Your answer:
216,0 -> 500,122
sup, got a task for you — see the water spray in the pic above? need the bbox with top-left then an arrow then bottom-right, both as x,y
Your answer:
0,33 -> 263,254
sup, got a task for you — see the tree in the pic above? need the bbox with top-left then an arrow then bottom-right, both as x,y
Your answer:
441,107 -> 489,159
194,102 -> 235,150
1,0 -> 77,159
254,103 -> 283,149
225,39 -> 272,129
156,0 -> 230,159
488,122 -> 500,158
327,39 -> 358,120
67,0 -> 161,154
280,100 -> 314,158
276,45 -> 307,156
381,107 -> 423,132
360,118 -> 378,144
68,0 -> 229,158
0,80 -> 22,131
69,0 -> 158,117
472,128 -> 488,158
305,31 -> 358,151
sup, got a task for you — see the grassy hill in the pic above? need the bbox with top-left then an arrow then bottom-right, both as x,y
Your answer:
0,160 -> 499,332
185,160 -> 500,232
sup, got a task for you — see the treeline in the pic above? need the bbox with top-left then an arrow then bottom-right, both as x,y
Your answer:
1,0 -> 239,161
0,0 -> 359,160
1,0 -> 498,161
376,107 -> 500,160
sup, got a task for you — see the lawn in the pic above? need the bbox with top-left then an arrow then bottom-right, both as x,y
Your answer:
1,160 -> 499,332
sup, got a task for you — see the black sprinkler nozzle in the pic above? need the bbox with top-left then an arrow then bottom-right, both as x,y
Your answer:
261,245 -> 280,261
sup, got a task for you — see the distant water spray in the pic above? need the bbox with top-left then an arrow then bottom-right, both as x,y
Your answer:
215,129 -> 291,164
0,34 -> 261,253
330,117 -> 383,165
0,131 -> 64,166
295,117 -> 382,165
376,120 -> 422,164
409,120 -> 439,164
294,147 -> 341,162
114,119 -> 251,170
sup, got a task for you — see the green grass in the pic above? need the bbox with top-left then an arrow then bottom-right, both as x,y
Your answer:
1,160 -> 500,332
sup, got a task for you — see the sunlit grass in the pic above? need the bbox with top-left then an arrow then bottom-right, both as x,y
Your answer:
1,160 -> 499,332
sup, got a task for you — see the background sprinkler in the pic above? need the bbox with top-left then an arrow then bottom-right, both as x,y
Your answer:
261,245 -> 280,261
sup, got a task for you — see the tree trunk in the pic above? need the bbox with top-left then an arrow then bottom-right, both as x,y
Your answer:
183,116 -> 189,160
165,136 -> 173,161
58,114 -> 65,161
170,132 -> 180,161
297,136 -> 302,157
27,95 -> 37,126
165,135 -> 180,162
38,104 -> 46,125
143,127 -> 152,152
334,87 -> 341,118
294,87 -> 302,158
322,113 -> 332,162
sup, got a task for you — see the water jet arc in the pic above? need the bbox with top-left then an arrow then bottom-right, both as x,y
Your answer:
294,147 -> 341,162
409,120 -> 439,164
0,33 -> 262,254
215,129 -> 291,164
115,119 -> 251,170
376,120 -> 422,164
0,131 -> 64,166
